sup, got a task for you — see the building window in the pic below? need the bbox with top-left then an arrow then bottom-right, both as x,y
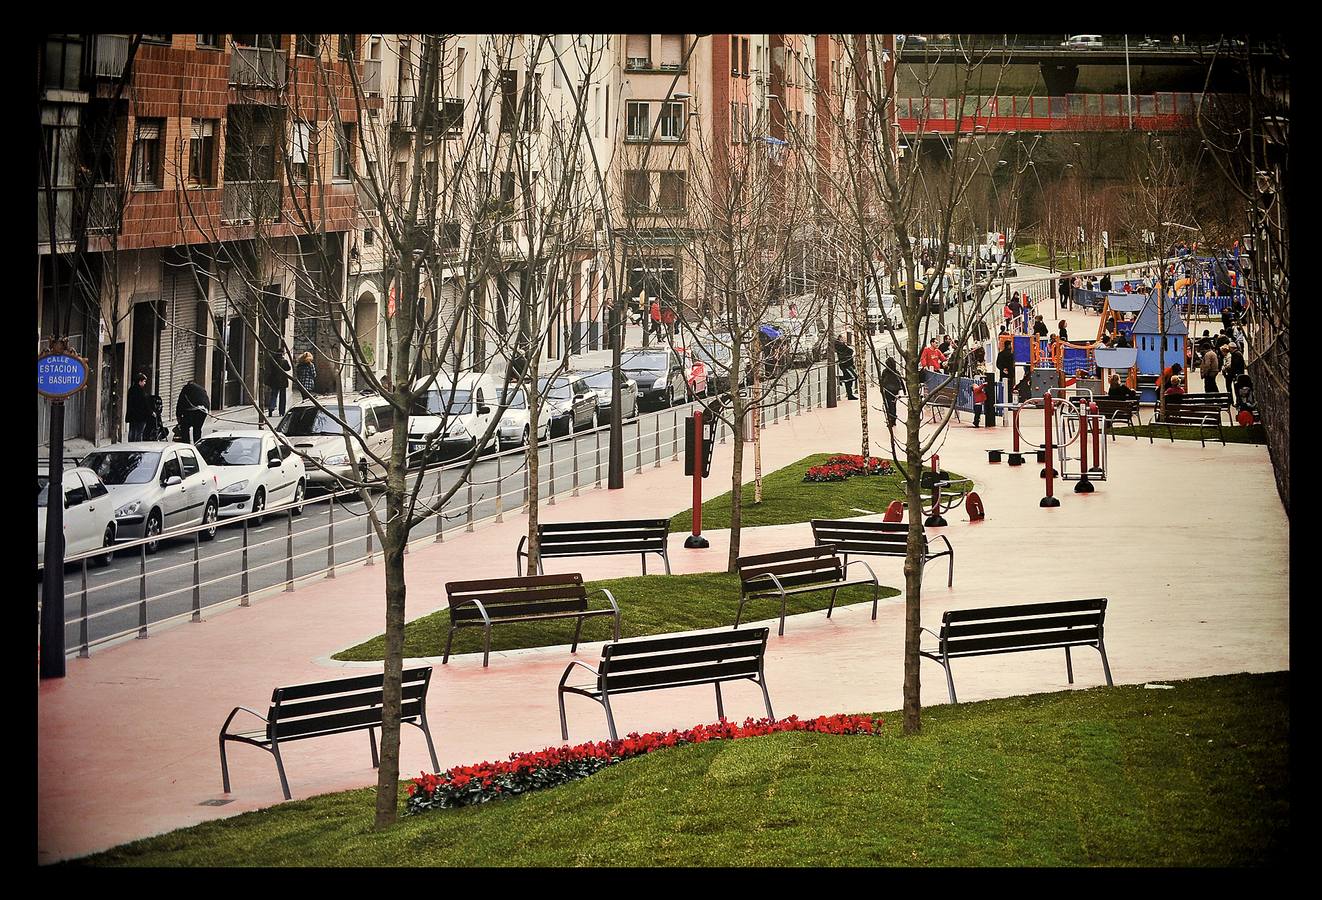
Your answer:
499,70 -> 518,132
339,35 -> 358,60
42,34 -> 84,91
364,227 -> 374,246
525,72 -> 542,132
730,35 -> 740,74
626,101 -> 650,141
659,171 -> 686,211
741,38 -> 750,76
660,34 -> 683,70
225,105 -> 278,182
659,101 -> 685,141
730,102 -> 740,144
141,34 -> 173,45
289,120 -> 313,181
424,160 -> 439,207
333,122 -> 354,181
626,34 -> 650,69
197,34 -> 222,50
296,34 -> 320,57
188,119 -> 218,187
624,170 -> 650,212
132,118 -> 164,189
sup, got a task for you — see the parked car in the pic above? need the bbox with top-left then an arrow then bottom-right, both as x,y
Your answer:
37,464 -> 117,571
80,442 -> 220,553
866,293 -> 900,329
196,430 -> 307,522
622,349 -> 689,409
278,395 -> 396,491
691,337 -> 742,394
492,385 -> 552,451
1062,35 -> 1104,49
575,369 -> 639,426
407,373 -> 501,461
775,319 -> 826,366
537,374 -> 598,436
670,346 -> 710,396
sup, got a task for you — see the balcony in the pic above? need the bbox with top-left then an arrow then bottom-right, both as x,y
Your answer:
626,57 -> 651,70
361,58 -> 382,97
392,96 -> 464,136
85,184 -> 122,234
229,47 -> 288,89
89,34 -> 131,79
222,180 -> 281,224
37,188 -> 75,244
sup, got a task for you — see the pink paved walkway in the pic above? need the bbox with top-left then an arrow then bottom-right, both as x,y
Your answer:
38,352 -> 1289,863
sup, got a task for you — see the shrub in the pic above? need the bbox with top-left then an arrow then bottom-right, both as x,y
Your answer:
804,455 -> 893,483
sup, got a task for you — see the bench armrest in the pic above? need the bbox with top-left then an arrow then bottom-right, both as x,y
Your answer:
843,560 -> 880,585
586,588 -> 621,618
929,533 -> 954,555
220,705 -> 270,736
743,571 -> 786,596
450,597 -> 492,628
919,625 -> 944,644
558,659 -> 602,690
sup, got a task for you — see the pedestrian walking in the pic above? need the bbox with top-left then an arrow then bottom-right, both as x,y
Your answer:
1200,345 -> 1221,394
126,371 -> 153,442
1059,275 -> 1071,310
264,353 -> 290,418
1221,305 -> 1234,337
295,351 -> 317,398
649,299 -> 663,340
175,380 -> 210,445
1099,272 -> 1112,292
1058,320 -> 1069,343
834,336 -> 858,400
880,357 -> 903,427
1224,344 -> 1246,404
788,302 -> 798,319
971,376 -> 987,428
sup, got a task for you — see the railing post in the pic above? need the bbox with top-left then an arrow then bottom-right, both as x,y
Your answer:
572,433 -> 581,497
635,418 -> 643,474
241,515 -> 252,601
433,481 -> 445,543
654,412 -> 662,468
594,429 -> 602,488
326,492 -> 337,577
467,476 -> 476,532
365,516 -> 375,566
671,409 -> 679,460
494,454 -> 503,524
522,452 -> 530,511
78,558 -> 89,658
191,528 -> 202,622
548,439 -> 557,506
137,541 -> 148,639
285,506 -> 296,587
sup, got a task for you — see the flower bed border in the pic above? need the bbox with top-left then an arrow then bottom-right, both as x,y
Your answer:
406,714 -> 883,815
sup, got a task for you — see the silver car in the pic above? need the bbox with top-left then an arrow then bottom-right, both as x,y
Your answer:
81,442 -> 221,553
38,465 -> 117,571
576,369 -> 639,425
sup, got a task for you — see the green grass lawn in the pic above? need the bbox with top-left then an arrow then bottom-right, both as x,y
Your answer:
1016,243 -> 1144,271
333,571 -> 899,662
1111,423 -> 1266,445
80,672 -> 1289,867
671,453 -> 966,534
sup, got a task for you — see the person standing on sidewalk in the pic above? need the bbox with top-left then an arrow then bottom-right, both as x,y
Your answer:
880,356 -> 903,427
126,372 -> 153,442
295,351 -> 317,399
834,336 -> 858,400
264,353 -> 290,418
175,380 -> 210,445
1200,344 -> 1221,394
1224,343 -> 1246,404
1059,274 -> 1071,310
971,376 -> 987,428
649,299 -> 663,340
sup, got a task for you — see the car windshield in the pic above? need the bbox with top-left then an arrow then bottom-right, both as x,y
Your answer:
197,437 -> 263,467
622,353 -> 670,375
692,343 -> 732,365
278,406 -> 363,436
82,451 -> 161,485
414,389 -> 473,416
579,371 -> 620,392
497,389 -> 529,409
537,378 -> 575,400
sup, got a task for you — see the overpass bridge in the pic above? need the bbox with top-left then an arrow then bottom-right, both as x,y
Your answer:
896,91 -> 1240,135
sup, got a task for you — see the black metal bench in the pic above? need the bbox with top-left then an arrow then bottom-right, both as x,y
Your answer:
517,518 -> 672,576
1150,399 -> 1226,447
924,383 -> 962,423
444,573 -> 621,667
219,667 -> 439,800
1166,391 -> 1233,425
810,518 -> 955,587
557,627 -> 774,740
920,599 -> 1113,703
735,545 -> 880,636
1089,398 -> 1141,439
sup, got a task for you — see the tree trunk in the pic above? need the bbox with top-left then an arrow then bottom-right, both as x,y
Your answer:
727,342 -> 745,574
901,303 -> 925,736
526,356 -> 542,572
751,338 -> 763,504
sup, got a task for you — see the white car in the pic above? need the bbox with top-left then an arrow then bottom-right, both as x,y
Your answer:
196,430 -> 307,522
38,465 -> 117,571
493,385 -> 553,450
407,373 -> 500,461
81,442 -> 221,553
1062,35 -> 1104,49
279,394 -> 396,490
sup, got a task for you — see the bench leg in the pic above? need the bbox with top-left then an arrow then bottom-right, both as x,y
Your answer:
612,610 -> 621,641
641,554 -> 647,576
871,581 -> 880,621
758,673 -> 775,721
417,713 -> 441,772
219,735 -> 232,794
482,623 -> 493,668
271,740 -> 292,801
515,550 -> 523,578
714,682 -> 725,721
557,688 -> 570,741
662,549 -> 671,575
826,586 -> 839,619
601,693 -> 619,742
442,624 -> 457,665
368,726 -> 380,768
571,616 -> 584,654
1065,646 -> 1074,685
1098,640 -> 1114,687
943,658 -> 958,705
777,591 -> 788,637
734,595 -> 747,630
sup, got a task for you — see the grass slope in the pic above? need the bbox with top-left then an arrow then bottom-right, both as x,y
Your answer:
1111,423 -> 1266,445
82,672 -> 1289,867
334,571 -> 898,662
671,452 -> 966,534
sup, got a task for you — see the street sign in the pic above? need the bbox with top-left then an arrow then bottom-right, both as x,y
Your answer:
683,406 -> 717,478
37,343 -> 89,400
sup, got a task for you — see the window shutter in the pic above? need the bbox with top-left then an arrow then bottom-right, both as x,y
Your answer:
660,35 -> 682,67
136,121 -> 161,140
291,122 -> 311,165
626,34 -> 649,61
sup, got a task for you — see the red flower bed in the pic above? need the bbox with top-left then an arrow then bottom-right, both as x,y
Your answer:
804,455 -> 893,483
406,713 -> 882,815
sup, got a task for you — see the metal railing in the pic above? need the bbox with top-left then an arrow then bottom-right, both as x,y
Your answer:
42,363 -> 831,660
229,47 -> 288,88
222,180 -> 281,224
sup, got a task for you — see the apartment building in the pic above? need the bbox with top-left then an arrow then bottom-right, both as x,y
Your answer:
38,34 -> 371,444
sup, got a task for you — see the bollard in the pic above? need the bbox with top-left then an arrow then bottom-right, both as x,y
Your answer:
1089,402 -> 1104,473
468,478 -> 477,531
434,482 -> 445,543
1075,401 -> 1095,493
671,410 -> 679,461
654,414 -> 662,468
1040,392 -> 1061,507
242,515 -> 253,598
572,436 -> 581,497
78,559 -> 89,658
494,454 -> 504,523
635,419 -> 643,474
364,517 -> 375,566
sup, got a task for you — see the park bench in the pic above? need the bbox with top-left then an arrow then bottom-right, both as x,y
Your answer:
919,599 -> 1113,703
810,518 -> 955,587
557,627 -> 774,741
517,518 -> 672,576
1088,398 -> 1141,439
736,545 -> 881,636
1167,391 -> 1234,425
219,667 -> 439,800
443,573 -> 621,667
923,382 -> 962,423
1150,398 -> 1226,447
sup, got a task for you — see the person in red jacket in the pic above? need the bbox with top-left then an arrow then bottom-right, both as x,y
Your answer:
919,338 -> 947,372
971,376 -> 987,428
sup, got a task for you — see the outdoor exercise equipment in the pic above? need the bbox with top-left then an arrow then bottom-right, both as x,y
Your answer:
883,500 -> 904,522
1040,391 -> 1060,508
965,492 -> 985,522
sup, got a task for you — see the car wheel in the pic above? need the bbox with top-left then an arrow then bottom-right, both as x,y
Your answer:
145,510 -> 162,555
291,480 -> 305,516
252,487 -> 266,525
201,499 -> 219,541
94,524 -> 115,568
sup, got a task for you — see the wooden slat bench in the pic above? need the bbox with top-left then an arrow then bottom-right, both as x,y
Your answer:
736,545 -> 881,636
1088,398 -> 1141,439
1166,391 -> 1234,425
919,599 -> 1113,703
444,573 -> 621,667
924,382 -> 962,424
810,518 -> 955,587
517,518 -> 672,576
557,627 -> 774,740
1150,399 -> 1226,447
219,667 -> 439,800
